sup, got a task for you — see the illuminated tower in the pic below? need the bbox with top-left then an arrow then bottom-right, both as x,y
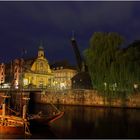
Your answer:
38,41 -> 45,59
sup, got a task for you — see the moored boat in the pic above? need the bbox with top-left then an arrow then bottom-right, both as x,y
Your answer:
0,116 -> 25,134
0,95 -> 31,135
29,111 -> 64,126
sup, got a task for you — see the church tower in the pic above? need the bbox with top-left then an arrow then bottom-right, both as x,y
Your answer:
38,42 -> 45,59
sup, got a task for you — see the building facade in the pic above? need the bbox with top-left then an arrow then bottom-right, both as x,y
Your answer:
12,58 -> 23,87
5,45 -> 54,88
22,46 -> 53,88
0,63 -> 5,84
4,45 -> 78,90
52,65 -> 77,90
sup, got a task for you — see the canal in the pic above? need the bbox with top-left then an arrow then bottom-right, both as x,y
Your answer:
31,104 -> 140,139
1,104 -> 140,139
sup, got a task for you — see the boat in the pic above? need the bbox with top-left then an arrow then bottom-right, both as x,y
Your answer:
0,92 -> 64,134
0,115 -> 25,134
28,103 -> 64,126
0,95 -> 31,135
28,111 -> 64,126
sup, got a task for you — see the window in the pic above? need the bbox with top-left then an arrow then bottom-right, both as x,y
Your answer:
40,62 -> 43,67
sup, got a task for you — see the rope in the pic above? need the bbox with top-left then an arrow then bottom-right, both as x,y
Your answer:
50,102 -> 60,113
24,121 -> 31,135
7,107 -> 19,115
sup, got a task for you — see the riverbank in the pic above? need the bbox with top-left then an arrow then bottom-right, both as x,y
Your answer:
33,89 -> 140,109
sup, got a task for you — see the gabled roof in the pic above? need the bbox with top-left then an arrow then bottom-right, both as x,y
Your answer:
22,58 -> 36,72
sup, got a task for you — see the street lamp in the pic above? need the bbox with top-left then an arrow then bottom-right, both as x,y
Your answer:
104,82 -> 107,90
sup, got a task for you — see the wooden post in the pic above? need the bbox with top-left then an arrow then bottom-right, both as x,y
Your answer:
22,105 -> 26,119
22,97 -> 30,119
2,103 -> 6,117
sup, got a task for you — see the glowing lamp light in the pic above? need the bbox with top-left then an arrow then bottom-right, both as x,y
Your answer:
134,83 -> 138,89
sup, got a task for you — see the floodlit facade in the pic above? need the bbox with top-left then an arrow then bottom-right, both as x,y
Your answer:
5,45 -> 54,88
52,66 -> 77,89
4,45 -> 78,90
22,46 -> 53,88
0,63 -> 5,84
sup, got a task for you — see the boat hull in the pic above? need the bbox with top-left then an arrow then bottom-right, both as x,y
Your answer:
29,112 -> 64,126
0,126 -> 24,134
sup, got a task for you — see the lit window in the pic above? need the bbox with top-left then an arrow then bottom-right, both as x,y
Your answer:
23,79 -> 28,85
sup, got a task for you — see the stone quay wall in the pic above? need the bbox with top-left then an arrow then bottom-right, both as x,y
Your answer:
34,89 -> 140,108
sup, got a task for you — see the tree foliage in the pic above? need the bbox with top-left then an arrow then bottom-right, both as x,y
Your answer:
84,32 -> 140,98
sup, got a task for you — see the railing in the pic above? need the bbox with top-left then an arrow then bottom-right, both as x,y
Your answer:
0,87 -> 44,92
0,87 -> 72,92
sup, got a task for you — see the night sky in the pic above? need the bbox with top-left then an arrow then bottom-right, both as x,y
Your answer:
0,1 -> 140,65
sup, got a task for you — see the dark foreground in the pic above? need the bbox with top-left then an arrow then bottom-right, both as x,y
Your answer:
0,104 -> 140,139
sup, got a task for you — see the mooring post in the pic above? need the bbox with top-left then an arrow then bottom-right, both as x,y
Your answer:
1,95 -> 10,125
2,103 -> 6,117
22,96 -> 31,135
22,97 -> 30,119
22,105 -> 26,119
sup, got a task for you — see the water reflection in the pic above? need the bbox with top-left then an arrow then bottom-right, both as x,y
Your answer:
1,104 -> 140,139
49,105 -> 140,138
0,134 -> 25,139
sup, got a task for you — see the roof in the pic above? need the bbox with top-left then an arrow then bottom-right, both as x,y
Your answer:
21,58 -> 36,72
72,72 -> 91,81
38,46 -> 44,50
50,60 -> 77,70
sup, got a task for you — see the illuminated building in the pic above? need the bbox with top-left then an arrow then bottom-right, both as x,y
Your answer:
0,63 -> 5,84
4,43 -> 79,90
13,58 -> 23,88
51,61 -> 77,89
5,44 -> 54,88
22,46 -> 53,88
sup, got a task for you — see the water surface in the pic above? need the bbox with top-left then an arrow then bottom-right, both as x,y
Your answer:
1,104 -> 140,139
32,104 -> 140,139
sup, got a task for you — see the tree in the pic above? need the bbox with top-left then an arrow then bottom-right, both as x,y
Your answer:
84,32 -> 140,98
